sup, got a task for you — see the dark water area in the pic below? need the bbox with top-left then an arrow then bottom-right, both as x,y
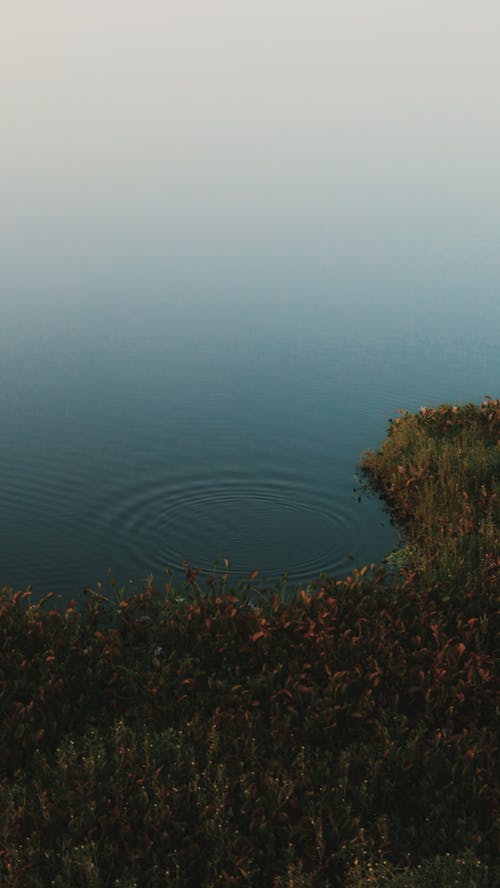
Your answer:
1,262 -> 497,599
1,4 -> 499,599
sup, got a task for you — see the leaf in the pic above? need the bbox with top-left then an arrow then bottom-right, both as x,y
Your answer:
248,570 -> 259,581
251,630 -> 265,642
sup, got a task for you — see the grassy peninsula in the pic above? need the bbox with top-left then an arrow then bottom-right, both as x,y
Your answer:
0,400 -> 498,886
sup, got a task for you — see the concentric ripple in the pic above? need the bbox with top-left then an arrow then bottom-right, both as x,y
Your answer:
86,473 -> 368,585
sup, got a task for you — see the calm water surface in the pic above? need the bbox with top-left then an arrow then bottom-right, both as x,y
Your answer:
1,3 -> 499,598
1,264 -> 497,598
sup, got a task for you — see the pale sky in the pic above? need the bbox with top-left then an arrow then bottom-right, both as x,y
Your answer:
2,2 -> 499,183
1,1 -> 499,314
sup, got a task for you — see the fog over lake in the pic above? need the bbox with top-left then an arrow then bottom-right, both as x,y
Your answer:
1,1 -> 499,597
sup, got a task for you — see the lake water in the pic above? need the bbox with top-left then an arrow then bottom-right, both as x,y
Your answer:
1,3 -> 499,598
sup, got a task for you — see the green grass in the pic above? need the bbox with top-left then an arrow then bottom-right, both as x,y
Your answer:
362,399 -> 499,598
345,850 -> 493,887
0,399 -> 498,886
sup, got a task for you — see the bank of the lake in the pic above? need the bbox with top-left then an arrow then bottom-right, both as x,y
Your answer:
0,400 -> 498,886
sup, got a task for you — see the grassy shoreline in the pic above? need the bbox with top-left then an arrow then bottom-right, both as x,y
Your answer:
1,400 -> 498,886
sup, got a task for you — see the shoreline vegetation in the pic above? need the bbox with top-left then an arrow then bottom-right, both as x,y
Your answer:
0,400 -> 498,886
